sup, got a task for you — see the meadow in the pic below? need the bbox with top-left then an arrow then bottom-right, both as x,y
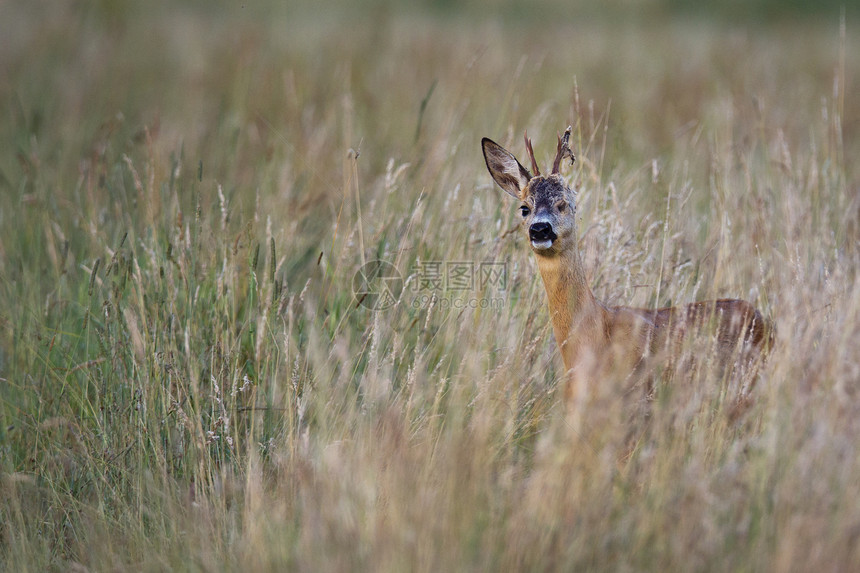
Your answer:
1,1 -> 859,570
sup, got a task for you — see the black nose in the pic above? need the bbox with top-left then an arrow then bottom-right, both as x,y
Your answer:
529,222 -> 557,242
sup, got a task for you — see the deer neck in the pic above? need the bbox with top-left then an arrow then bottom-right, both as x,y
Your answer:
534,246 -> 606,370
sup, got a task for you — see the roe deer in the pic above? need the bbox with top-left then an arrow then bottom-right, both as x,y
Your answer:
482,126 -> 772,408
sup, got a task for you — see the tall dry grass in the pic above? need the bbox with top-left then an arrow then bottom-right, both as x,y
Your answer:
1,2 -> 858,571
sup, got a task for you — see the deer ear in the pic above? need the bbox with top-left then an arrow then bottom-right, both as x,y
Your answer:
482,138 -> 532,199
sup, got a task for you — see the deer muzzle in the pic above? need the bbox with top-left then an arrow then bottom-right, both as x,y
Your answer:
529,221 -> 557,250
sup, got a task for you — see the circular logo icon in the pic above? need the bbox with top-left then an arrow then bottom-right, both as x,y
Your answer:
352,260 -> 402,310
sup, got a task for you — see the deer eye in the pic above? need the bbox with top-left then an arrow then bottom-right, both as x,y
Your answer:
520,205 -> 531,217
556,200 -> 567,212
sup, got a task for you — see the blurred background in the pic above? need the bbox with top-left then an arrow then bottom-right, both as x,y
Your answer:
2,0 -> 855,212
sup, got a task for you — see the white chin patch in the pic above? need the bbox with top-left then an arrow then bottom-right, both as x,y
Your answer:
531,239 -> 554,250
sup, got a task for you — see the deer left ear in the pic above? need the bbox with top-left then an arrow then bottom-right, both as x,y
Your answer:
482,138 -> 532,199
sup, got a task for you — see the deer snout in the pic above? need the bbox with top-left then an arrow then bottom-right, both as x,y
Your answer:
529,221 -> 557,243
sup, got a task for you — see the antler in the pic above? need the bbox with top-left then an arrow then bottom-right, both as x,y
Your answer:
552,125 -> 575,175
523,131 -> 540,177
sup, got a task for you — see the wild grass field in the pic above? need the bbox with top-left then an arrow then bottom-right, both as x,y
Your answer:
1,1 -> 859,570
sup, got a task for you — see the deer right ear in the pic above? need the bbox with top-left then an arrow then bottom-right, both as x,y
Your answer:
482,138 -> 532,199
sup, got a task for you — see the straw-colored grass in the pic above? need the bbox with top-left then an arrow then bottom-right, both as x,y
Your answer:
1,2 -> 858,571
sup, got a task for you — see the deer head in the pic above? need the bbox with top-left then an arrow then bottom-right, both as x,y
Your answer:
482,126 -> 576,257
